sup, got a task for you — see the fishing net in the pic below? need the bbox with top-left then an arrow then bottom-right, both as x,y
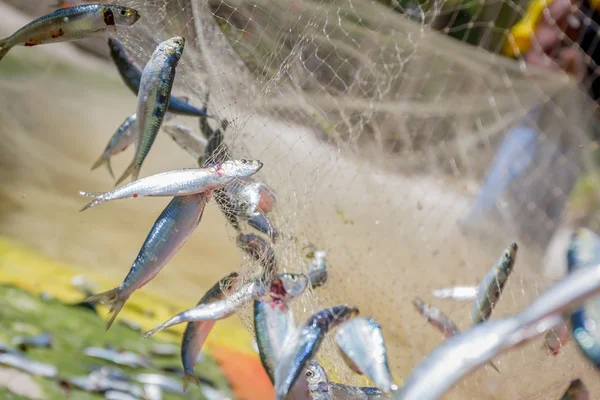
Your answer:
3,0 -> 600,398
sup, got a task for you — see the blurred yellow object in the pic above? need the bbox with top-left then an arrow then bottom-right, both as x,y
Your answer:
503,0 -> 553,58
0,236 -> 257,356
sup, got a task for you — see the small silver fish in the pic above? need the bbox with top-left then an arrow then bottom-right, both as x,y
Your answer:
11,333 -> 52,351
144,279 -> 266,338
163,124 -> 208,164
79,159 -> 262,211
472,243 -> 518,324
83,347 -> 151,368
334,317 -> 398,393
92,112 -> 179,178
543,322 -> 570,356
86,193 -> 210,329
116,36 -> 185,184
68,373 -> 142,396
560,379 -> 590,400
330,383 -> 386,400
0,353 -> 58,378
306,360 -> 332,400
275,305 -> 360,400
431,286 -> 478,301
182,272 -> 239,390
412,298 -> 500,373
0,5 -> 140,62
307,250 -> 328,289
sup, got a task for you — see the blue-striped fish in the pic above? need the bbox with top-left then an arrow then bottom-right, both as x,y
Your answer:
86,192 -> 210,329
472,243 -> 518,325
182,272 -> 239,391
107,37 -> 210,118
116,36 -> 185,185
0,5 -> 139,62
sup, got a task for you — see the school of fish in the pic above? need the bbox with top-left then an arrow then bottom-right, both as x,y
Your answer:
2,2 -> 600,400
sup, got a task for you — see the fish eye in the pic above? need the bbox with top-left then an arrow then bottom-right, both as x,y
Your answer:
289,275 -> 297,281
305,370 -> 314,378
240,159 -> 248,164
119,9 -> 128,16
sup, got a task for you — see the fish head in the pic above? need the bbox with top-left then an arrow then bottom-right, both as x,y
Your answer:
305,360 -> 328,389
160,36 -> 186,59
109,6 -> 141,26
279,273 -> 309,298
219,159 -> 263,180
500,242 -> 518,274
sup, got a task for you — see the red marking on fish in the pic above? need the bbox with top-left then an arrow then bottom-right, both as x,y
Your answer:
214,164 -> 223,177
25,39 -> 40,47
51,28 -> 64,39
133,193 -> 138,198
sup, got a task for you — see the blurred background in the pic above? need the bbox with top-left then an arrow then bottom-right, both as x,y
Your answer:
2,0 -> 600,398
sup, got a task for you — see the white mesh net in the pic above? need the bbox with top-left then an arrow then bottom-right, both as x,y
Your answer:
3,0 -> 600,398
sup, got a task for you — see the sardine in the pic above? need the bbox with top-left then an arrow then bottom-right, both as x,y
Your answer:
182,272 -> 239,390
237,233 -> 278,279
543,322 -> 570,356
334,317 -> 397,393
11,333 -> 52,351
163,124 -> 208,165
107,37 -> 211,118
472,243 -> 518,324
307,250 -> 328,289
305,361 -> 386,400
560,379 -> 589,400
412,298 -> 500,373
84,347 -> 151,368
0,5 -> 140,62
79,159 -> 262,211
144,280 -> 266,338
116,36 -> 186,184
275,305 -> 360,400
330,383 -> 386,400
431,286 -> 478,301
268,273 -> 309,309
0,353 -> 58,378
92,112 -> 179,179
86,193 -> 209,329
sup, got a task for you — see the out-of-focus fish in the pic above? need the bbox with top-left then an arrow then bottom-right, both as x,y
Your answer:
0,353 -> 58,378
237,233 -> 278,279
472,243 -> 518,324
116,36 -> 185,184
86,366 -> 130,382
68,372 -> 142,396
0,342 -> 25,356
143,383 -> 163,400
182,272 -> 239,390
150,344 -> 178,357
12,333 -> 52,351
79,159 -> 262,211
307,250 -> 328,289
86,193 -> 210,329
163,124 -> 208,165
135,374 -> 184,394
560,379 -> 590,400
92,112 -> 179,178
431,286 -> 478,301
104,391 -> 139,400
334,317 -> 398,393
412,298 -> 500,373
201,386 -> 233,400
274,305 -> 360,400
84,347 -> 151,368
107,37 -> 211,118
0,5 -> 140,62
144,279 -> 266,338
543,322 -> 571,356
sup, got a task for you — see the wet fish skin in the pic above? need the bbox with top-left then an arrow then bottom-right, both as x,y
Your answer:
144,279 -> 266,338
335,317 -> 398,393
472,243 -> 518,324
108,37 -> 211,118
560,379 -> 590,400
0,353 -> 58,378
412,297 -> 459,339
79,159 -> 262,211
182,272 -> 239,391
275,305 -> 360,400
306,360 -> 332,400
431,286 -> 478,301
330,383 -> 386,400
86,193 -> 210,329
0,5 -> 140,62
116,36 -> 186,184
269,273 -> 309,307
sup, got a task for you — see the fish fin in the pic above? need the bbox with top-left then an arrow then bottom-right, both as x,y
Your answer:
105,159 -> 115,179
86,288 -> 126,330
183,373 -> 200,391
78,191 -> 106,211
115,161 -> 135,186
488,361 -> 500,373
143,324 -> 164,338
0,40 -> 10,62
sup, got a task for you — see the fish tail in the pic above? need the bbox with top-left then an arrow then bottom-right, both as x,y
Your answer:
115,161 -> 136,186
143,315 -> 183,338
0,40 -> 11,62
86,287 -> 127,330
78,191 -> 105,211
488,361 -> 500,373
183,373 -> 200,391
105,159 -> 115,179
90,155 -> 106,172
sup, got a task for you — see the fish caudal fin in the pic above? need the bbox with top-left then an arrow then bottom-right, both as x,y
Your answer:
78,191 -> 105,212
183,373 -> 200,391
86,288 -> 127,330
90,156 -> 115,179
115,161 -> 137,187
0,40 -> 11,62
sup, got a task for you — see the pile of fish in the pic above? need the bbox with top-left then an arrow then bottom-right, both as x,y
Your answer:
1,3 -> 600,400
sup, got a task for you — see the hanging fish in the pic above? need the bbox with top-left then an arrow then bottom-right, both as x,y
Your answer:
237,233 -> 278,280
116,36 -> 185,184
79,159 -> 262,211
334,317 -> 398,393
472,243 -> 518,325
107,37 -> 210,118
86,193 -> 210,329
163,124 -> 208,165
182,272 -> 239,391
0,5 -> 140,62
307,250 -> 328,289
305,360 -> 386,400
